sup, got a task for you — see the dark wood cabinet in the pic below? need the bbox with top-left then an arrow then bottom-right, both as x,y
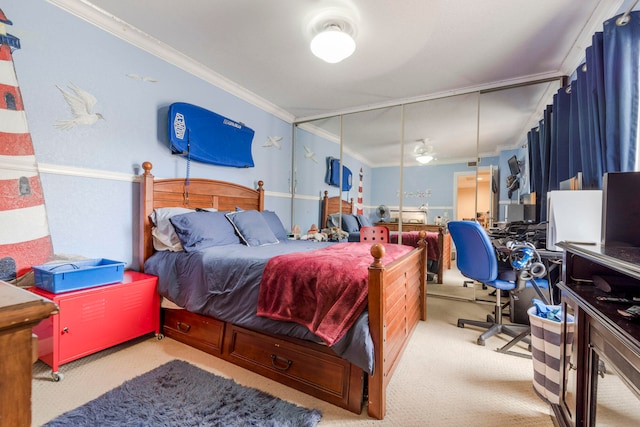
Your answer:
0,281 -> 57,427
554,243 -> 640,426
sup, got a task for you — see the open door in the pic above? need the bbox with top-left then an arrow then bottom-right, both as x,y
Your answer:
454,168 -> 493,224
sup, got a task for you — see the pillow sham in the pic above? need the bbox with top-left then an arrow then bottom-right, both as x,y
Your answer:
357,214 -> 373,227
327,213 -> 341,228
341,214 -> 361,233
261,210 -> 288,241
226,210 -> 279,247
150,207 -> 194,251
170,211 -> 240,252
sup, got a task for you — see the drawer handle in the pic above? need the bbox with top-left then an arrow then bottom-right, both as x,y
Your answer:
270,354 -> 292,371
177,322 -> 191,332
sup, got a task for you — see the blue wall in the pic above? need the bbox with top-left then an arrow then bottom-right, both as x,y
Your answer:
6,1 -> 295,268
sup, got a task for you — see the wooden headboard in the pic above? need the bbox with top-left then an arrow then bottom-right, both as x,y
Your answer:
321,191 -> 354,229
138,161 -> 264,270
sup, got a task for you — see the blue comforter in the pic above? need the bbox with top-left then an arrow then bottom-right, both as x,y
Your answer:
144,239 -> 375,374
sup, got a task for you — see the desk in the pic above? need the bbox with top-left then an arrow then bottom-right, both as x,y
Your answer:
0,282 -> 57,427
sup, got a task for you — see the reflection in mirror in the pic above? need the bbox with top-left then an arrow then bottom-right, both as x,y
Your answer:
293,116 -> 341,239
402,93 -> 480,224
291,78 -> 563,298
478,79 -> 561,225
341,106 -> 402,242
401,93 -> 479,297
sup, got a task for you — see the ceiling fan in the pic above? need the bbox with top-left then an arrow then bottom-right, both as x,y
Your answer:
413,139 -> 436,165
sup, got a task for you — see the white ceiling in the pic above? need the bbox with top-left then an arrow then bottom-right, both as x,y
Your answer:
58,0 -> 630,166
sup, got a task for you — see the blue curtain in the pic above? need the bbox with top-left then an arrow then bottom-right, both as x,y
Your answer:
528,128 -> 541,221
566,80 -> 582,180
603,11 -> 640,172
551,87 -> 572,188
575,63 -> 600,189
585,32 -> 606,187
526,10 -> 640,220
528,129 -> 540,193
538,108 -> 552,222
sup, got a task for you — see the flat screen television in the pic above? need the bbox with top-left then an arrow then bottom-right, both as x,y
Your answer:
508,155 -> 520,175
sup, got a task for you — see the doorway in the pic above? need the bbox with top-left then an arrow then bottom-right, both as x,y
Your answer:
454,167 -> 495,224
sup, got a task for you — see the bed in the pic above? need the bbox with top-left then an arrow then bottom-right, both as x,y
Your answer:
138,162 -> 427,419
320,191 -> 450,284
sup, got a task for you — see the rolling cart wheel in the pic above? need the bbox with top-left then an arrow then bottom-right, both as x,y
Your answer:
52,372 -> 64,382
156,333 -> 165,341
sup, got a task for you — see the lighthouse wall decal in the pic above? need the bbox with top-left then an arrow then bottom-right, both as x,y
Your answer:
0,8 -> 54,281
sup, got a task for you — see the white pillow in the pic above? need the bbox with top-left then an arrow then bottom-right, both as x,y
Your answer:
150,207 -> 194,251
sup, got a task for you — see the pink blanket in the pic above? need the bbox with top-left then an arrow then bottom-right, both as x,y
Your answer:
390,231 -> 439,260
257,242 -> 414,346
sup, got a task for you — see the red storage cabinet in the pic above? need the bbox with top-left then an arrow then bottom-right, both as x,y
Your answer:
30,271 -> 160,381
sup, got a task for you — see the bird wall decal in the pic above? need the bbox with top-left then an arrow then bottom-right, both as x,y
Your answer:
304,146 -> 318,163
126,73 -> 158,83
262,136 -> 282,149
54,83 -> 104,130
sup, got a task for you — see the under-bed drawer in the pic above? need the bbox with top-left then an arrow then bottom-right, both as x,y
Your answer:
224,324 -> 363,412
162,308 -> 224,355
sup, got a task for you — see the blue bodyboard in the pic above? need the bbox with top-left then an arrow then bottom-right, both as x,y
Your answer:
168,102 -> 255,168
325,157 -> 353,191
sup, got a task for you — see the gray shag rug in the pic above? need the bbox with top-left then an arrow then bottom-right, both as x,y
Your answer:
43,359 -> 322,427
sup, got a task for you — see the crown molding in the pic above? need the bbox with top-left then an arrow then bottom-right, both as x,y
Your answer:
47,0 -> 295,124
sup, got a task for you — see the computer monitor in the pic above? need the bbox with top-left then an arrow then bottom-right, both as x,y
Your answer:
508,155 -> 520,175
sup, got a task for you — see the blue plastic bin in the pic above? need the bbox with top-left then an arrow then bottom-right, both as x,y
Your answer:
33,258 -> 126,293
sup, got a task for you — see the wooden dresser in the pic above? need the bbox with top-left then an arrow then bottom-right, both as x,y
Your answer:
0,281 -> 57,427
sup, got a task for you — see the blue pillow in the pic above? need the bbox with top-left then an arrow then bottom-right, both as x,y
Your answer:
341,214 -> 361,233
261,210 -> 288,241
170,211 -> 240,252
226,210 -> 279,247
357,214 -> 373,227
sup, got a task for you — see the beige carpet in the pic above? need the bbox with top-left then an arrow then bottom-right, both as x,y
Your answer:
31,266 -> 556,426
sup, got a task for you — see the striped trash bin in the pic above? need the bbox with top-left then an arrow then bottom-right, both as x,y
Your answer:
528,305 -> 575,405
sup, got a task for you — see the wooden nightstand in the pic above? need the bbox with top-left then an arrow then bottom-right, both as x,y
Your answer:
0,281 -> 57,427
29,271 -> 160,381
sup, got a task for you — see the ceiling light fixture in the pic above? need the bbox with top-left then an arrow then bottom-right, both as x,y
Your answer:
310,23 -> 356,64
414,138 -> 435,164
416,155 -> 434,165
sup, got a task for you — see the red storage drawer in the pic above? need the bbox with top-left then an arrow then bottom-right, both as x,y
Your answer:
30,271 -> 160,381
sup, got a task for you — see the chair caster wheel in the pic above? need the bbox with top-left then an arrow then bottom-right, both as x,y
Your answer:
457,321 -> 464,328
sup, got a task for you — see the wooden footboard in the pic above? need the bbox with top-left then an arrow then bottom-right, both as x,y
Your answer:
366,238 -> 427,419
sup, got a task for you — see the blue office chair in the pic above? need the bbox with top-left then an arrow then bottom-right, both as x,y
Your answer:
448,220 -> 549,356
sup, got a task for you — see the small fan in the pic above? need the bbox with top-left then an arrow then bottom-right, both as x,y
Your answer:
376,205 -> 391,222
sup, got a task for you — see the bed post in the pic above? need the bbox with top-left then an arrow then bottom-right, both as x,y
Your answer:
139,161 -> 154,272
367,243 -> 386,420
418,230 -> 428,320
321,191 -> 329,229
257,180 -> 264,211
